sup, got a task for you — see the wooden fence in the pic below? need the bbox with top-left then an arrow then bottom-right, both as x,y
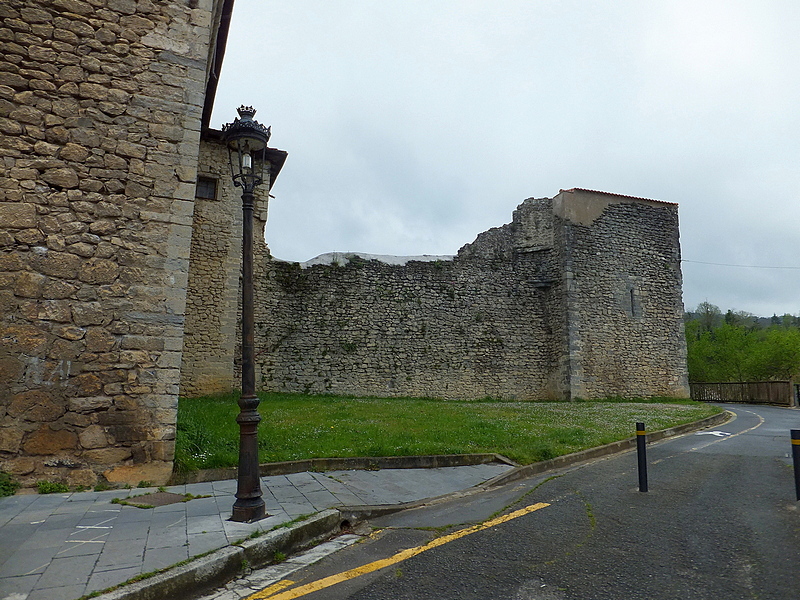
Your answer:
689,381 -> 797,407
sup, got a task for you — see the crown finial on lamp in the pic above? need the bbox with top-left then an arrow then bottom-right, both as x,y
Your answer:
237,105 -> 257,120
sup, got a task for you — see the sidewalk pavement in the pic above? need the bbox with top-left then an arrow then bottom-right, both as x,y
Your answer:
0,462 -> 513,600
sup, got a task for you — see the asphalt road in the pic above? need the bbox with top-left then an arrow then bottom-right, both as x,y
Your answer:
210,404 -> 800,600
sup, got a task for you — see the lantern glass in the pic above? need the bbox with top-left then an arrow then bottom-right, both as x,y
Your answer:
222,106 -> 271,192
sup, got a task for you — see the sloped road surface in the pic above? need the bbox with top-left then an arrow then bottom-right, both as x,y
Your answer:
215,404 -> 800,600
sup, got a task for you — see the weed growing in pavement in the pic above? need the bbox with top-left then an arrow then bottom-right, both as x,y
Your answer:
489,474 -> 566,521
36,480 -> 70,494
74,548 -> 219,600
181,492 -> 210,502
0,471 -> 20,497
269,512 -> 315,531
111,497 -> 154,509
413,525 -> 454,535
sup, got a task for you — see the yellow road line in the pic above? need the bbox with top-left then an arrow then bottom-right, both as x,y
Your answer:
246,502 -> 550,600
248,580 -> 296,599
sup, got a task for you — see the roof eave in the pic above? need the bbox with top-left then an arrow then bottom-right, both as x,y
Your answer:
202,127 -> 288,187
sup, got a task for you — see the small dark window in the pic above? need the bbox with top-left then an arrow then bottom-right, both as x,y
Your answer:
195,176 -> 217,200
627,287 -> 642,318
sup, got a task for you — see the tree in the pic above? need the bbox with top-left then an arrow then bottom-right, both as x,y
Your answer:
696,301 -> 722,332
685,304 -> 800,382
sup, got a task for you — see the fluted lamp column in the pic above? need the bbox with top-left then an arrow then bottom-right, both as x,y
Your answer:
222,105 -> 271,522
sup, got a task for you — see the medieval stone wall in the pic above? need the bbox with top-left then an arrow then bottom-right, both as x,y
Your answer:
254,251 -> 560,401
0,0 -> 222,486
239,191 -> 689,401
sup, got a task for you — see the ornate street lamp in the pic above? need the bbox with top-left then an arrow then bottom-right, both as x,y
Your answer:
222,106 -> 271,522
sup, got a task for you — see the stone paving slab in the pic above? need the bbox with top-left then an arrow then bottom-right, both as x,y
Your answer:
0,463 -> 512,600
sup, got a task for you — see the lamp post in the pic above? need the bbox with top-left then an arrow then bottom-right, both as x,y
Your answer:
223,106 -> 271,522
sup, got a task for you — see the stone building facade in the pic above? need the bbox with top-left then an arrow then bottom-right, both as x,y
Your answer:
0,0 -> 245,486
179,134 -> 284,398
227,189 -> 689,401
0,0 -> 689,486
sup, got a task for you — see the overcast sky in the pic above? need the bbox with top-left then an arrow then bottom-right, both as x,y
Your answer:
211,0 -> 800,318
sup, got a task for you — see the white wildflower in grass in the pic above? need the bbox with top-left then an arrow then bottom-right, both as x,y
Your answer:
174,393 -> 720,471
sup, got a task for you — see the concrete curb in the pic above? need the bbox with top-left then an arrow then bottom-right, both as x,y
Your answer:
479,409 -> 733,488
339,410 -> 733,522
170,453 -> 517,485
90,410 -> 730,600
88,510 -> 343,600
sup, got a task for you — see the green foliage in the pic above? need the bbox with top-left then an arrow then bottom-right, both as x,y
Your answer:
175,393 -> 240,472
37,480 -> 70,494
0,471 -> 20,497
270,512 -> 315,531
175,392 -> 719,471
686,303 -> 800,382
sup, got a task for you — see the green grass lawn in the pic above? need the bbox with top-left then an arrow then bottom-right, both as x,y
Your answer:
174,393 -> 721,473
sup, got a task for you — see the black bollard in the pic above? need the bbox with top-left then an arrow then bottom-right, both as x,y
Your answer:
636,422 -> 648,493
792,430 -> 800,501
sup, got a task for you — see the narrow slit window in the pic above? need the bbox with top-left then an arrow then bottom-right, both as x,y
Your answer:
627,287 -> 642,318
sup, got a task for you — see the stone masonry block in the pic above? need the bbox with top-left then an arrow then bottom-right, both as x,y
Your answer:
23,426 -> 78,455
7,389 -> 65,422
0,202 -> 36,228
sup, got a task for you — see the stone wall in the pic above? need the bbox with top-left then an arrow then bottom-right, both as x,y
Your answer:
179,135 -> 271,397
255,251 -> 561,401
555,190 -> 689,399
0,0 -> 223,486
237,191 -> 689,401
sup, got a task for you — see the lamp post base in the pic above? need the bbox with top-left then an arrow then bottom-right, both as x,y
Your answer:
231,498 -> 267,523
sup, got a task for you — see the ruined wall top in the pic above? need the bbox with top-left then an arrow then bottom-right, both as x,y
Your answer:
457,197 -> 554,261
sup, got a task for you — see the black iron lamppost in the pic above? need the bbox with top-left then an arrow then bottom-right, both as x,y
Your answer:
223,106 -> 271,522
